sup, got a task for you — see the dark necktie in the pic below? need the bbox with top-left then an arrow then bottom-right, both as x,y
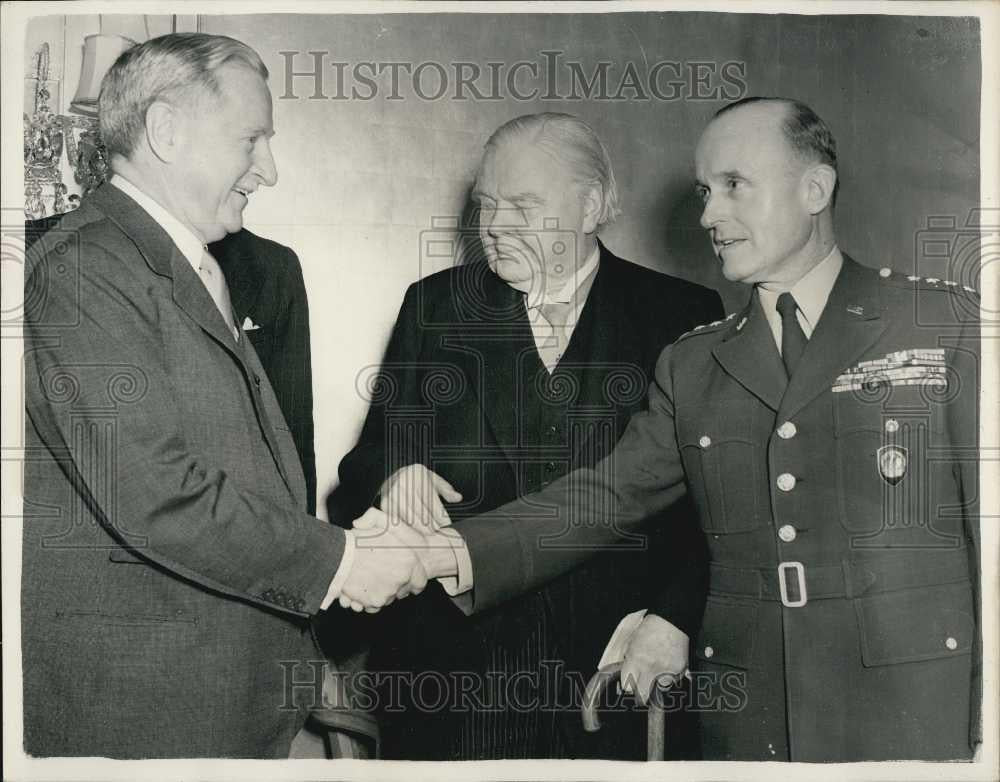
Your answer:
776,292 -> 808,378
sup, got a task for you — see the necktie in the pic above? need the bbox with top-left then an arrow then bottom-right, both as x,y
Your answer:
776,292 -> 807,378
536,300 -> 573,372
198,248 -> 238,340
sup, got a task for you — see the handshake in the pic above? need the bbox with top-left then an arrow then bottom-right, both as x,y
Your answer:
336,464 -> 465,613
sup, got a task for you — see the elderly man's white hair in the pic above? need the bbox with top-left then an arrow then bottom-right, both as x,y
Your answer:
99,32 -> 268,160
483,112 -> 622,230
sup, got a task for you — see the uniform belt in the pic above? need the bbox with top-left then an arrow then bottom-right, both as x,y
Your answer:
709,547 -> 973,606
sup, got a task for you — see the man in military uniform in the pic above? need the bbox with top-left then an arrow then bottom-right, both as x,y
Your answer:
417,97 -> 980,761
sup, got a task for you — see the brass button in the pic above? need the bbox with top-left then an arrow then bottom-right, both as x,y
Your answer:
704,646 -> 715,659
885,418 -> 899,433
945,637 -> 958,651
777,473 -> 796,492
699,435 -> 712,449
777,421 -> 797,439
778,524 -> 797,542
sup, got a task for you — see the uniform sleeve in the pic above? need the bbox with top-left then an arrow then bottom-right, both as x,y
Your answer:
641,285 -> 721,638
458,344 -> 689,613
24,234 -> 346,616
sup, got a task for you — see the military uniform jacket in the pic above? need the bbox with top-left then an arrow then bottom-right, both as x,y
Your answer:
458,256 -> 981,761
22,184 -> 346,758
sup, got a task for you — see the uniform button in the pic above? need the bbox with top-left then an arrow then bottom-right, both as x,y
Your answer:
778,524 -> 797,542
699,435 -> 712,449
879,267 -> 892,278
777,421 -> 797,439
945,637 -> 958,651
545,461 -> 556,472
703,646 -> 714,659
777,473 -> 796,492
885,418 -> 899,433
548,425 -> 558,434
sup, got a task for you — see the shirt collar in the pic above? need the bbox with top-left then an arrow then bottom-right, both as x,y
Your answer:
757,246 -> 843,331
110,174 -> 206,272
525,243 -> 601,309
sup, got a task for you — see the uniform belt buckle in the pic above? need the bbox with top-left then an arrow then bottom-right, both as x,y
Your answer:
778,561 -> 807,607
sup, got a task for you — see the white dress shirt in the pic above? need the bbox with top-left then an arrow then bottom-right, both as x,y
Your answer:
525,245 -> 601,371
756,246 -> 843,353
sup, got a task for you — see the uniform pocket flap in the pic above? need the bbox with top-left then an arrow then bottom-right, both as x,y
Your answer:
856,581 -> 974,666
693,595 -> 759,669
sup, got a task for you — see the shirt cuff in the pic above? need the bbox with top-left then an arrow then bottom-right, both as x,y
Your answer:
437,530 -> 473,596
320,529 -> 356,610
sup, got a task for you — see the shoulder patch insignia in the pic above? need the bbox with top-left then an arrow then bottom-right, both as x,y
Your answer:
675,312 -> 738,342
886,269 -> 979,297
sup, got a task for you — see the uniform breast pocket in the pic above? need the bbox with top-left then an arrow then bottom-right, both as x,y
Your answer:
678,401 -> 762,534
834,386 -> 945,534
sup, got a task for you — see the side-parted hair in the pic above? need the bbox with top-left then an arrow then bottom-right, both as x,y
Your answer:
715,96 -> 839,206
483,112 -> 622,230
99,32 -> 268,160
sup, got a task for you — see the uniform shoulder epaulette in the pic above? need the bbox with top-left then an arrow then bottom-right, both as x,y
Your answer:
675,311 -> 738,342
877,267 -> 979,297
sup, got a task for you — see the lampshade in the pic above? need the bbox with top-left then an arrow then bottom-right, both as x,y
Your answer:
70,33 -> 137,116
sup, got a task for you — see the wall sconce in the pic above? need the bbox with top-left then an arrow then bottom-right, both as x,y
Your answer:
23,34 -> 137,219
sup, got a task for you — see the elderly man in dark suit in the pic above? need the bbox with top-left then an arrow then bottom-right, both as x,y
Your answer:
21,32 -> 431,758
410,98 -> 981,761
337,112 -> 722,759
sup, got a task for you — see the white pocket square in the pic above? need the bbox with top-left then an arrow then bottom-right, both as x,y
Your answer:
241,316 -> 260,331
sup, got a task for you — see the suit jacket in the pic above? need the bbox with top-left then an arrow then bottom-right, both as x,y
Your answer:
26,220 -> 317,515
456,256 -> 981,761
336,242 -> 722,758
21,183 -> 345,758
212,230 -> 317,514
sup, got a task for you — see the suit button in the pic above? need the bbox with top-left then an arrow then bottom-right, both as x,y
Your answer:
885,418 -> 899,433
703,646 -> 715,659
777,524 -> 797,542
945,637 -> 958,650
699,435 -> 712,449
777,421 -> 797,439
777,473 -> 796,492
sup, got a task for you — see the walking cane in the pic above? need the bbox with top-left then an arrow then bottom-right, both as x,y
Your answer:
581,661 -> 666,761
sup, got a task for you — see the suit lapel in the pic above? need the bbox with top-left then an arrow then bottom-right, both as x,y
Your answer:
212,231 -> 261,326
90,184 -> 294,492
777,256 -> 885,422
563,250 -> 620,465
91,184 -> 240,352
713,294 -> 787,411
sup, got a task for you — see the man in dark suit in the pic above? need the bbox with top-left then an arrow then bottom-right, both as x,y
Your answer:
21,32 -> 427,758
337,113 -> 722,759
419,98 -> 981,761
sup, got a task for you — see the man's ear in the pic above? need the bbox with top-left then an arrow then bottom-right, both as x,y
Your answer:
145,101 -> 182,164
804,163 -> 837,215
581,184 -> 603,235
